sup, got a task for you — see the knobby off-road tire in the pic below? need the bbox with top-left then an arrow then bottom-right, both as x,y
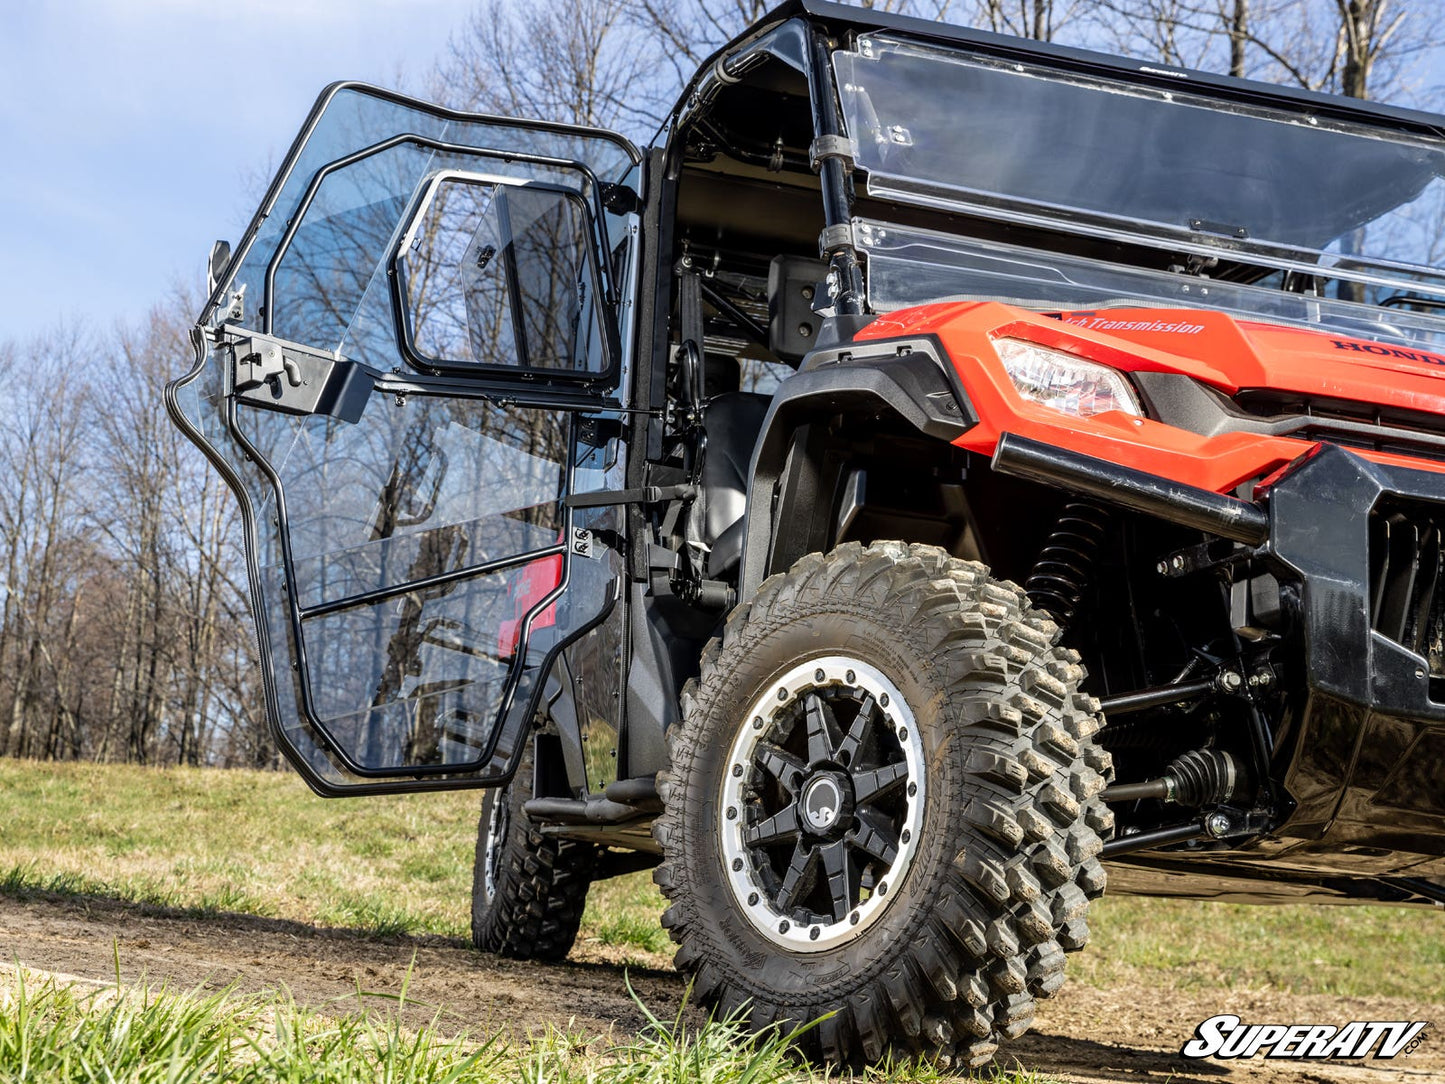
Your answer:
653,541 -> 1113,1067
471,740 -> 596,961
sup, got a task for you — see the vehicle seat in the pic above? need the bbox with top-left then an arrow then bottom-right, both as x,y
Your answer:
698,391 -> 770,580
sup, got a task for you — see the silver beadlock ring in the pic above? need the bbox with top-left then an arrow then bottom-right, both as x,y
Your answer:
718,655 -> 926,952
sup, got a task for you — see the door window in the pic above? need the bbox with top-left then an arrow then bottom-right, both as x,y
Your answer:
398,177 -> 610,375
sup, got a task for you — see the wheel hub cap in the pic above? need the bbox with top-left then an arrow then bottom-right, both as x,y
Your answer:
799,773 -> 850,835
719,656 -> 926,952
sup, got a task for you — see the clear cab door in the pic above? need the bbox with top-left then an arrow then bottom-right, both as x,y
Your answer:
166,85 -> 641,794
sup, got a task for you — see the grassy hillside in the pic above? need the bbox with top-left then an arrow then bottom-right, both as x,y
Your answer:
2,757 -> 1441,998
0,758 -> 669,960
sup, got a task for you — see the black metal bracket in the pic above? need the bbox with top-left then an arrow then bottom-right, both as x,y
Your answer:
1157,539 -> 1247,579
1101,807 -> 1269,857
565,483 -> 696,509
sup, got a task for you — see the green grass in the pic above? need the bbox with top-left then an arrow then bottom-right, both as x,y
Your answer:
1081,893 -> 1445,998
584,869 -> 674,960
1,757 -> 1441,1000
2,758 -> 1439,1081
1,960 -> 1037,1084
0,965 -> 868,1084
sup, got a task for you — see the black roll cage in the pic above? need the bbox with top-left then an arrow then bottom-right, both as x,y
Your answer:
657,0 -> 1445,350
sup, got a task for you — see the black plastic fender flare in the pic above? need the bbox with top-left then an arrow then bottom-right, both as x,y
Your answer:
737,336 -> 976,598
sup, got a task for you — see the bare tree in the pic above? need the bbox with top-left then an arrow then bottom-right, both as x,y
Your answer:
1334,0 -> 1409,99
1228,0 -> 1249,75
439,0 -> 664,135
438,1 -> 979,140
1088,0 -> 1434,103
970,0 -> 1087,39
0,296 -> 263,769
87,296 -> 258,766
0,325 -> 95,761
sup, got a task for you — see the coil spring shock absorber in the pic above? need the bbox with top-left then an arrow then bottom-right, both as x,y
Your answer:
1026,501 -> 1111,626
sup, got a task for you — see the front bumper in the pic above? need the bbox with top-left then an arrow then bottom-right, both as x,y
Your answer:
1266,441 -> 1445,721
1250,443 -> 1445,855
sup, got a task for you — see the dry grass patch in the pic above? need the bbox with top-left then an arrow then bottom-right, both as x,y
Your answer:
0,759 -> 478,938
2,758 -> 1440,1000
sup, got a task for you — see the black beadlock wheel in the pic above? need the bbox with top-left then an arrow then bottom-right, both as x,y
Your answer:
471,740 -> 596,961
652,541 -> 1113,1067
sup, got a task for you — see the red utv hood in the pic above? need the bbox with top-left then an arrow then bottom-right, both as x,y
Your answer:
1050,307 -> 1445,414
867,302 -> 1445,413
857,301 -> 1445,491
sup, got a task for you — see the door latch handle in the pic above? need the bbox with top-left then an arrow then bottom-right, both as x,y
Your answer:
233,336 -> 303,391
220,330 -> 374,423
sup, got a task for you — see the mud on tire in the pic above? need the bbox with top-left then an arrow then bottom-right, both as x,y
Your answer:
471,739 -> 596,961
652,541 -> 1113,1066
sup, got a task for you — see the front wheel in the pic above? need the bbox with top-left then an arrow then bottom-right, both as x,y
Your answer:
653,542 -> 1112,1067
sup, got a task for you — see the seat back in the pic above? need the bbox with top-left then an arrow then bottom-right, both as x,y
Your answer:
698,392 -> 771,578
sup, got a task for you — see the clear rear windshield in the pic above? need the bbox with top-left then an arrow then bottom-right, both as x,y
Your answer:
835,34 -> 1445,316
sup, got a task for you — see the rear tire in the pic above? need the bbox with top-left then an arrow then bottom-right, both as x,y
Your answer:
471,739 -> 596,961
653,542 -> 1112,1066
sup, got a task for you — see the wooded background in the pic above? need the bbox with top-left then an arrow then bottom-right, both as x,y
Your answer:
0,0 -> 1435,767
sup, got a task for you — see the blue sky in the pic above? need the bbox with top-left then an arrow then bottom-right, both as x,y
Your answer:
4,0 -> 1445,347
0,0 -> 476,343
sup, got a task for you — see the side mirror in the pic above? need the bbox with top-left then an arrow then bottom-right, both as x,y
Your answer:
207,239 -> 232,297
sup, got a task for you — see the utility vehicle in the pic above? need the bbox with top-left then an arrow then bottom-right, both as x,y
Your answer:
169,0 -> 1445,1066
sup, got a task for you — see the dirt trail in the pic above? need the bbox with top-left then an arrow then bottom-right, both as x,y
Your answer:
1,892 -> 1439,1083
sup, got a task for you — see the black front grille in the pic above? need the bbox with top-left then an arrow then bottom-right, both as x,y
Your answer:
1234,391 -> 1445,464
1369,501 -> 1445,673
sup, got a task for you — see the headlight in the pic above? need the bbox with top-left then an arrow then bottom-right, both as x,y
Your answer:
992,338 -> 1141,417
